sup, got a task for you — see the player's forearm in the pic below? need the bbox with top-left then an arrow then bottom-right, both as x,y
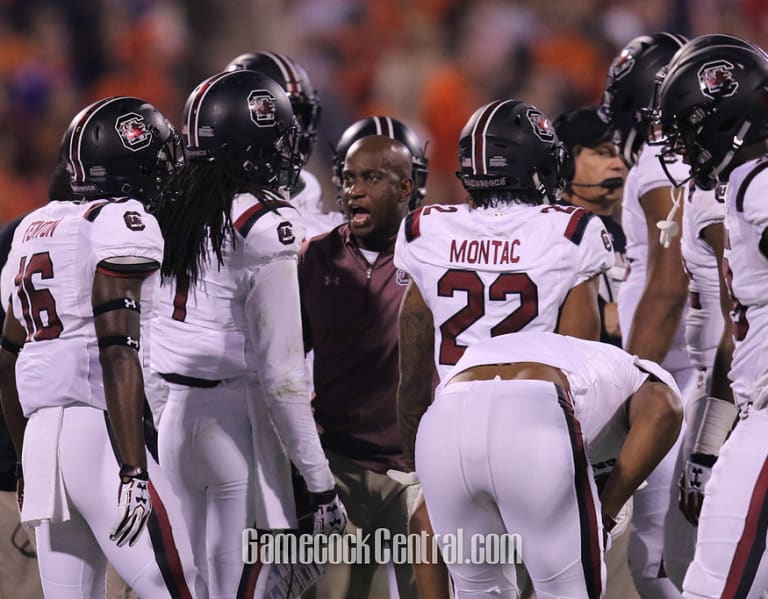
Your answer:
397,378 -> 432,471
100,348 -> 147,470
259,373 -> 334,492
625,292 -> 686,362
397,281 -> 435,471
601,383 -> 682,516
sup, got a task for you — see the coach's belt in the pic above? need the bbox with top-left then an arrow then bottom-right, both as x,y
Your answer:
445,362 -> 570,392
160,372 -> 221,388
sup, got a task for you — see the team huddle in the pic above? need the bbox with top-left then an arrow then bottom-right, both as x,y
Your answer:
0,29 -> 766,599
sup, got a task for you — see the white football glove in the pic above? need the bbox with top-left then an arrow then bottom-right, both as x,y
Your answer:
301,489 -> 348,535
110,467 -> 152,547
679,453 -> 716,526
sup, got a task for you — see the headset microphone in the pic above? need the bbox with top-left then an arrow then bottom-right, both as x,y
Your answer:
571,177 -> 624,190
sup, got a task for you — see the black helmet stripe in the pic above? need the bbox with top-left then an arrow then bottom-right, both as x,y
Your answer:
471,99 -> 511,175
263,52 -> 301,95
187,71 -> 233,148
69,96 -> 121,182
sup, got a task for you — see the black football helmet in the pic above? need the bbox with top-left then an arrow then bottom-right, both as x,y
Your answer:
182,70 -> 302,188
225,52 -> 320,164
657,43 -> 768,190
456,99 -> 570,204
60,96 -> 183,209
646,34 -> 765,146
600,32 -> 687,167
332,116 -> 429,210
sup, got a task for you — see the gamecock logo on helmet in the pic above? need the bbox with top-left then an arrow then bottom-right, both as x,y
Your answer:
609,51 -> 636,81
115,113 -> 152,152
526,109 -> 555,142
697,60 -> 739,100
248,90 -> 277,128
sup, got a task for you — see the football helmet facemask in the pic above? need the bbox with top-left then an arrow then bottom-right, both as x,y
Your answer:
656,43 -> 768,190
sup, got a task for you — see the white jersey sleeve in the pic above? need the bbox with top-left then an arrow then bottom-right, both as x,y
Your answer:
231,192 -> 305,263
88,199 -> 163,269
237,195 -> 333,492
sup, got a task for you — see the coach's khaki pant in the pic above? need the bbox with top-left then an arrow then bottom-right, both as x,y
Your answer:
310,450 -> 419,599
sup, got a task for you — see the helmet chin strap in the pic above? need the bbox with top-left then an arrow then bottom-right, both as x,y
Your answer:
656,185 -> 684,249
713,120 -> 752,180
621,128 -> 638,167
531,170 -> 551,204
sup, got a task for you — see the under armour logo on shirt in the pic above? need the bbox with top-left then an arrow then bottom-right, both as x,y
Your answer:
324,275 -> 341,286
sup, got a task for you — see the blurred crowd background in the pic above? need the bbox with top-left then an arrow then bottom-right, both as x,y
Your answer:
0,0 -> 765,223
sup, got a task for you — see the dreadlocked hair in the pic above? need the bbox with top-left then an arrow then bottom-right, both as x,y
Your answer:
159,160 -> 268,284
469,188 -> 542,209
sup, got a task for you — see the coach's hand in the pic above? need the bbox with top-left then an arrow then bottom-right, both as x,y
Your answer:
679,453 -> 715,526
301,488 -> 348,535
110,465 -> 152,547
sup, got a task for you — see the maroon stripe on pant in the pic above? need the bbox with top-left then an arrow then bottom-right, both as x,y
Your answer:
236,557 -> 263,598
146,482 -> 194,599
722,456 -> 768,599
556,385 -> 603,599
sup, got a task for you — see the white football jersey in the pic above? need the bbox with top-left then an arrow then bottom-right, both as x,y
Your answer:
723,157 -> 768,406
618,144 -> 692,371
443,331 -> 679,464
681,183 -> 726,371
8,199 -> 162,415
394,202 -> 614,381
152,191 -> 306,381
290,170 -> 345,241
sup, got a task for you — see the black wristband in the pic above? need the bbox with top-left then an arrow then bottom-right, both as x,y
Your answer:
690,452 -> 718,467
119,464 -> 148,482
311,489 -> 338,505
1,336 -> 22,355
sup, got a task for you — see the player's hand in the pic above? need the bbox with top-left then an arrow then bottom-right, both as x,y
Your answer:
679,453 -> 716,526
110,466 -> 152,547
300,488 -> 347,535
